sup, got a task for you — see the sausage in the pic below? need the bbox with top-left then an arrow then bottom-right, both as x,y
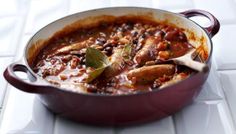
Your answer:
50,40 -> 92,56
127,64 -> 175,84
159,73 -> 188,89
134,37 -> 160,66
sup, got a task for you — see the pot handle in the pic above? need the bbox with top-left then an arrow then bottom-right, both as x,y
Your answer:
179,9 -> 220,37
3,59 -> 53,94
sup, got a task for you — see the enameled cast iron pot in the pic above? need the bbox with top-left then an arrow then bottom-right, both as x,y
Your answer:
3,7 -> 220,125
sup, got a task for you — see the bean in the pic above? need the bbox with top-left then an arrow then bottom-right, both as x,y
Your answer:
157,42 -> 168,51
70,57 -> 80,69
102,50 -> 108,55
59,74 -> 68,81
87,85 -> 98,93
95,37 -> 106,45
123,23 -> 133,30
132,39 -> 138,45
99,32 -> 106,37
90,44 -> 103,50
146,27 -> 156,34
104,46 -> 113,56
61,55 -> 72,62
154,30 -> 165,38
117,27 -> 125,32
158,51 -> 170,60
131,30 -> 138,37
119,38 -> 130,44
42,69 -> 50,78
82,58 -> 86,64
103,42 -> 112,48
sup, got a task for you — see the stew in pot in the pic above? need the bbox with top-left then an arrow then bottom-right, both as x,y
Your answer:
33,16 -> 197,95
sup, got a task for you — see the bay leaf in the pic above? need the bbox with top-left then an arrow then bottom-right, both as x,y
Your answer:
85,47 -> 109,82
87,67 -> 106,83
122,44 -> 132,61
85,47 -> 109,68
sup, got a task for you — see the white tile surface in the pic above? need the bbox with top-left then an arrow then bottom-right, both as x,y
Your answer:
193,0 -> 236,24
69,0 -> 110,14
14,34 -> 33,60
196,64 -> 223,101
0,16 -> 24,56
174,100 -> 236,134
117,117 -> 175,134
219,71 -> 236,127
0,0 -> 29,17
0,86 -> 54,134
110,0 -> 152,7
54,116 -> 175,134
24,0 -> 69,34
1,0 -> 236,134
152,0 -> 193,10
213,25 -> 236,70
54,117 -> 114,134
0,57 -> 13,107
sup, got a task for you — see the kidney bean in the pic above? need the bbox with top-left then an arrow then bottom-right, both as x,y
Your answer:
132,39 -> 138,45
104,46 -> 113,56
87,85 -> 98,93
103,42 -> 113,49
95,37 -> 106,45
131,30 -> 138,37
70,56 -> 80,69
154,30 -> 165,38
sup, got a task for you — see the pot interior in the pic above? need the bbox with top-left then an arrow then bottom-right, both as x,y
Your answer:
25,7 -> 212,77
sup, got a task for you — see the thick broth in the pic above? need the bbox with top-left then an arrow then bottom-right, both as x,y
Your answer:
33,17 -> 194,95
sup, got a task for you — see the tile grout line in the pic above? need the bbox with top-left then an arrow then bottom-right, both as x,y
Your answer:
217,72 -> 236,131
213,53 -> 236,131
0,0 -> 33,127
0,57 -> 14,108
172,116 -> 178,134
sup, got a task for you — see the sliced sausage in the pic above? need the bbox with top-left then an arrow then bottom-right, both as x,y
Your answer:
134,37 -> 160,66
127,64 -> 175,84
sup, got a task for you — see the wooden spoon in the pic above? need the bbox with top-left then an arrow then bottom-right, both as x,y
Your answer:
170,48 -> 209,73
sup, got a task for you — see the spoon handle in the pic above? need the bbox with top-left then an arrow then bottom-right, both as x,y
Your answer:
174,57 -> 209,73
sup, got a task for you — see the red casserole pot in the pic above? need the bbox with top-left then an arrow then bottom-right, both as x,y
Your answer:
3,7 -> 220,125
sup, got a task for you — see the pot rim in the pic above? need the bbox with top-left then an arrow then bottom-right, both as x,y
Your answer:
22,6 -> 214,97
